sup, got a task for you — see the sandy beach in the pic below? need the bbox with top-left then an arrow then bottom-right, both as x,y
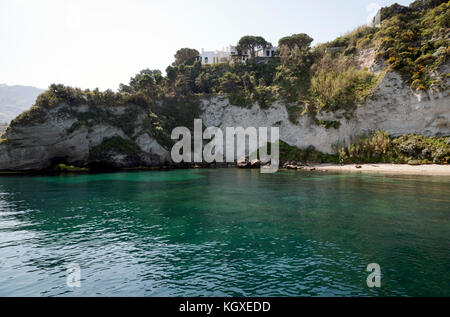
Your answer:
309,164 -> 450,176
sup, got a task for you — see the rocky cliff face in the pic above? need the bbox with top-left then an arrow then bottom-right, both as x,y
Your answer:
0,102 -> 171,170
0,61 -> 449,170
201,63 -> 450,154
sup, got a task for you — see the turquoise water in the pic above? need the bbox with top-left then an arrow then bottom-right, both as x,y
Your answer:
0,169 -> 449,297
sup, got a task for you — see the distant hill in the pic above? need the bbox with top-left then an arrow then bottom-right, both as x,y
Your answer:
0,84 -> 44,124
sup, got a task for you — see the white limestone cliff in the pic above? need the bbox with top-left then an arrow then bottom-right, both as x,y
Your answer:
200,65 -> 449,154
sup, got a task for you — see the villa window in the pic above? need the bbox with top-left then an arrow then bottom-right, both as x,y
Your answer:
266,50 -> 270,57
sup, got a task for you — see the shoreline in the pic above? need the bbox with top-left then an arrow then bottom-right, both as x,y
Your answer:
2,164 -> 450,176
308,164 -> 450,176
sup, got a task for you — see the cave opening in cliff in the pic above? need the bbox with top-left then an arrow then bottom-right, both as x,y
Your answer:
88,162 -> 118,173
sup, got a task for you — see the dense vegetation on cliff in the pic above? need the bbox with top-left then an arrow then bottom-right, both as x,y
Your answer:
275,132 -> 450,164
3,0 -> 449,168
336,132 -> 450,164
117,0 -> 448,121
10,1 -> 449,127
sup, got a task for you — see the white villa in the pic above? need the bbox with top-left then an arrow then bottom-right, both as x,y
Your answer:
200,45 -> 278,65
256,47 -> 277,58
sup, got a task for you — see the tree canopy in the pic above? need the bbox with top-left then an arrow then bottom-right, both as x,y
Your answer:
119,69 -> 163,94
173,48 -> 200,66
278,33 -> 314,51
237,36 -> 272,58
410,0 -> 447,11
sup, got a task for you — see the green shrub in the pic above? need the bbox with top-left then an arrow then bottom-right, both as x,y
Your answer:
228,93 -> 253,108
278,141 -> 339,163
219,72 -> 242,93
315,119 -> 341,129
310,67 -> 376,112
253,85 -> 278,109
66,121 -> 83,134
374,1 -> 449,89
90,136 -> 140,159
10,106 -> 48,126
337,131 -> 450,164
337,131 -> 392,163
52,164 -> 88,172
393,134 -> 450,163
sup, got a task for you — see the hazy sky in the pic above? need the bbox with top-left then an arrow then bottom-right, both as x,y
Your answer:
0,0 -> 414,91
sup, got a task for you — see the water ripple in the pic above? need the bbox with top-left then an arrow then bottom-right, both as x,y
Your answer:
0,170 -> 449,296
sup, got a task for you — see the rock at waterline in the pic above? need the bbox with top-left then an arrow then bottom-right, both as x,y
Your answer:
237,157 -> 250,168
250,159 -> 261,168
